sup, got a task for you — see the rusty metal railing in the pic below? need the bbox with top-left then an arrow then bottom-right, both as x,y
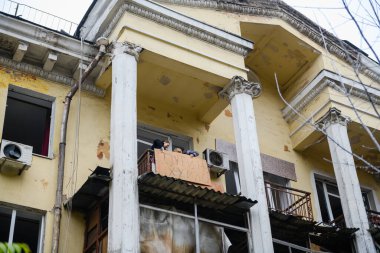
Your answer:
367,209 -> 380,228
138,149 -> 154,176
0,0 -> 78,35
265,181 -> 313,221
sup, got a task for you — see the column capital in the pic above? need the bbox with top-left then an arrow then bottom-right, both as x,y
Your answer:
112,41 -> 143,61
219,76 -> 261,101
316,107 -> 351,130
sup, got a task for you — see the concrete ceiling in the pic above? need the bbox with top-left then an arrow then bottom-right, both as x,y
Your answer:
242,23 -> 320,91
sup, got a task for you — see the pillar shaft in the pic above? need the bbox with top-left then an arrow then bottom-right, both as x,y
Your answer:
318,108 -> 376,253
109,42 -> 142,253
220,76 -> 274,253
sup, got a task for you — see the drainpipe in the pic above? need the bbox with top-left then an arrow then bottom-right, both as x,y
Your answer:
51,37 -> 109,253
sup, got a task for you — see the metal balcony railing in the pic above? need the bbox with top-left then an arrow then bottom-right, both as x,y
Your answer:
0,0 -> 78,35
265,182 -> 313,221
138,149 -> 154,176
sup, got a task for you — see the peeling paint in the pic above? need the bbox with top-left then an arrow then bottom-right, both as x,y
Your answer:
40,179 -> 48,190
148,105 -> 156,111
97,139 -> 110,160
224,109 -> 232,117
284,145 -> 290,152
172,96 -> 179,103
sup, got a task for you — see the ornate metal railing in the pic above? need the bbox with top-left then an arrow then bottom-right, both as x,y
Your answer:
0,0 -> 78,35
367,209 -> 380,228
265,182 -> 313,221
138,150 -> 154,176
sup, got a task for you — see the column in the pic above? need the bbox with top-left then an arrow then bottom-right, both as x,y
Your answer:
108,42 -> 142,253
317,108 -> 376,253
219,76 -> 274,253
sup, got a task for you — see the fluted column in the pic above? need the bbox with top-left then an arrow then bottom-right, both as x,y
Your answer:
219,76 -> 274,253
317,108 -> 376,253
108,42 -> 142,253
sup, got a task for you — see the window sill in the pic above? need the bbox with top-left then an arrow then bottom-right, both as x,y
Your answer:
32,153 -> 54,160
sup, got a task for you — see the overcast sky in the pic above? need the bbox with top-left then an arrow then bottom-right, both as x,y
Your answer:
1,0 -> 379,60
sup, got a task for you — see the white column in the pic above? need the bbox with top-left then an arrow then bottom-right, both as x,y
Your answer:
108,42 -> 142,253
317,108 -> 376,253
220,76 -> 274,253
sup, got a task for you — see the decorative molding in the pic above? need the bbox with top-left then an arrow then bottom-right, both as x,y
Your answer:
112,42 -> 143,61
101,1 -> 253,56
316,107 -> 351,130
156,0 -> 380,84
282,70 -> 380,122
0,56 -> 106,97
219,75 -> 261,101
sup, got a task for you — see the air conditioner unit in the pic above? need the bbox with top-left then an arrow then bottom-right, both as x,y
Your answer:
0,139 -> 33,175
203,148 -> 229,177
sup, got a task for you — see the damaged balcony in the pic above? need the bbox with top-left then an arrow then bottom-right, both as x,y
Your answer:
69,147 -> 258,253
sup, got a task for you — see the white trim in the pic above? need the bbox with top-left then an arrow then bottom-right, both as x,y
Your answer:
8,210 -> 16,245
310,171 -> 323,222
132,0 -> 253,48
37,215 -> 45,253
282,69 -> 380,122
48,100 -> 56,159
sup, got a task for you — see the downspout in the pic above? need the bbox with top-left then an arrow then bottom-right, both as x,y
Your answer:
51,37 -> 109,253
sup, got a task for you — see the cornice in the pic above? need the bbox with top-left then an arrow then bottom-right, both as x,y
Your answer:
0,56 -> 106,97
282,70 -> 380,122
156,0 -> 380,84
100,0 -> 253,56
219,75 -> 261,101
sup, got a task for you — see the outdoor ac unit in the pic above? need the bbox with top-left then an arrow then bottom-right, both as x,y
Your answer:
0,140 -> 33,175
203,148 -> 229,177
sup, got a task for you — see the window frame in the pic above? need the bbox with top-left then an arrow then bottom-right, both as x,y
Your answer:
3,85 -> 55,159
313,173 -> 377,223
0,204 -> 45,253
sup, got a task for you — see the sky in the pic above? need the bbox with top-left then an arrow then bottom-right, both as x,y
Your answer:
0,0 -> 379,60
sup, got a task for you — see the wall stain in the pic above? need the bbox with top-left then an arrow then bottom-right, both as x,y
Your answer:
172,96 -> 179,103
40,179 -> 48,190
97,139 -> 110,160
284,145 -> 290,152
224,109 -> 232,117
204,124 -> 210,132
196,137 -> 200,144
204,92 -> 213,99
159,75 -> 171,85
148,105 -> 156,111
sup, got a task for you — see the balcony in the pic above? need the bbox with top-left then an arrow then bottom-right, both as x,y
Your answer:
265,181 -> 313,222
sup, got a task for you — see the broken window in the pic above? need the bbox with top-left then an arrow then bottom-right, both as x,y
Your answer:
2,85 -> 55,157
315,177 -> 376,225
0,205 -> 44,253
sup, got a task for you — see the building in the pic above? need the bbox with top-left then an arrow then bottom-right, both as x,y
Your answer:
0,0 -> 379,252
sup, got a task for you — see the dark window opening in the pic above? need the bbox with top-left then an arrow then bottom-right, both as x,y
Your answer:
2,88 -> 53,156
225,161 -> 240,195
0,207 -> 42,253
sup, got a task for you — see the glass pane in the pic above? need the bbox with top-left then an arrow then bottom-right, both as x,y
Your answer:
13,216 -> 40,253
100,199 -> 109,232
199,222 -> 223,253
0,210 -> 11,243
315,180 -> 330,222
326,183 -> 339,196
225,162 -> 239,195
86,226 -> 98,246
140,207 -> 195,253
362,192 -> 371,210
328,195 -> 344,221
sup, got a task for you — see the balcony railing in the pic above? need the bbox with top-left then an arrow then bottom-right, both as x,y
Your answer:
138,149 -> 154,176
0,0 -> 78,35
265,182 -> 313,221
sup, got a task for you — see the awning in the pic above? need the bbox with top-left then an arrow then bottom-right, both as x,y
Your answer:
66,166 -> 111,212
138,172 -> 257,213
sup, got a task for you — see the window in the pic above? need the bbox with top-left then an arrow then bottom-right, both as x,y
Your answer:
225,161 -> 240,195
0,205 -> 44,253
137,126 -> 191,158
2,85 -> 55,157
315,177 -> 376,224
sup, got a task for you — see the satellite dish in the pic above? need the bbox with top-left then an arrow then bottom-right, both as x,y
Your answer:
4,144 -> 22,159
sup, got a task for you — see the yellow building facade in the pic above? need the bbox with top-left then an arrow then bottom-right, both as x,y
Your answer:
0,0 -> 379,252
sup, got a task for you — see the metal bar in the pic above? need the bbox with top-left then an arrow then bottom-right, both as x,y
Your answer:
198,217 -> 249,232
8,209 -> 16,245
194,203 -> 200,253
273,238 -> 329,253
139,204 -> 249,232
